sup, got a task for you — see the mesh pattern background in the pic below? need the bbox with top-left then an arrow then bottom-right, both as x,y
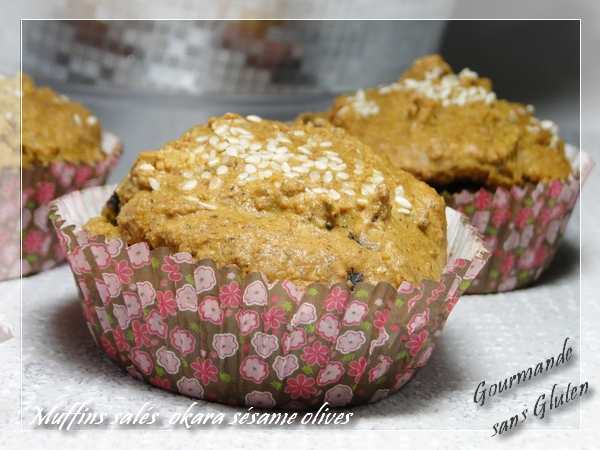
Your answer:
22,20 -> 448,95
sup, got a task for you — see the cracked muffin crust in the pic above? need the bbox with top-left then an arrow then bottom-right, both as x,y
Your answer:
302,54 -> 572,192
84,113 -> 447,288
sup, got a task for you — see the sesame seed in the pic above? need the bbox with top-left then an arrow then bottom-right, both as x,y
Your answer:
196,135 -> 209,142
209,177 -> 222,189
368,175 -> 384,184
323,171 -> 333,183
183,170 -> 194,178
395,196 -> 413,209
208,158 -> 221,167
398,208 -> 411,215
214,124 -> 229,136
188,153 -> 196,164
292,166 -> 310,174
216,165 -> 229,175
329,189 -> 341,200
245,164 -> 257,174
302,160 -> 315,168
292,130 -> 306,136
297,146 -> 313,155
246,114 -> 262,123
275,146 -> 289,154
257,161 -> 271,169
148,178 -> 160,191
198,201 -> 218,211
245,155 -> 261,164
331,163 -> 347,172
270,161 -> 281,171
263,170 -> 273,179
312,188 -> 328,194
139,163 -> 155,171
361,183 -> 375,195
73,114 -> 83,127
225,145 -> 240,157
226,136 -> 240,144
336,172 -> 350,180
281,162 -> 291,173
315,160 -> 328,171
273,154 -> 290,164
201,171 -> 212,179
249,142 -> 262,151
239,138 -> 250,149
341,189 -> 356,196
182,179 -> 198,191
319,141 -> 333,147
309,171 -> 320,181
527,104 -> 535,113
238,172 -> 249,180
86,115 -> 98,126
209,136 -> 220,146
193,145 -> 205,154
283,172 -> 299,178
540,120 -> 554,130
357,198 -> 368,206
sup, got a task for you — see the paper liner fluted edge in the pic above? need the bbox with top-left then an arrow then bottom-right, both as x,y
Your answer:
16,131 -> 123,280
50,185 -> 489,409
0,308 -> 14,344
444,145 -> 593,294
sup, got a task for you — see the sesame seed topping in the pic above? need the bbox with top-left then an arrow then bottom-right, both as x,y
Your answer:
196,135 -> 209,142
309,171 -> 320,181
281,162 -> 291,173
292,130 -> 306,136
181,179 -> 198,191
245,164 -> 257,174
86,115 -> 98,126
216,165 -> 229,175
249,142 -> 262,151
201,171 -> 212,179
225,145 -> 240,157
139,163 -> 155,171
315,161 -> 328,171
319,141 -> 333,147
246,114 -> 262,123
148,178 -> 160,191
329,189 -> 341,200
245,155 -> 261,164
527,104 -> 535,113
209,136 -> 220,146
323,171 -> 333,183
361,183 -> 375,195
341,189 -> 356,196
297,146 -> 313,155
395,196 -> 413,209
398,208 -> 411,215
357,198 -> 368,206
73,114 -> 83,127
198,201 -> 218,211
183,170 -> 194,178
336,172 -> 350,180
208,177 -> 222,190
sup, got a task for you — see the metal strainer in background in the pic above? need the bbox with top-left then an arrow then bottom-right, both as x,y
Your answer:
22,20 -> 449,96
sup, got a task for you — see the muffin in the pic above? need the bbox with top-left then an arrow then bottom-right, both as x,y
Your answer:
85,112 -> 447,288
299,55 -> 591,293
0,73 -> 21,280
51,113 -> 489,408
20,74 -> 122,277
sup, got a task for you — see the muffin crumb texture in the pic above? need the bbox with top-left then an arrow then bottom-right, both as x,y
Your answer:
85,113 -> 447,288
0,73 -> 21,169
321,54 -> 572,191
22,74 -> 105,167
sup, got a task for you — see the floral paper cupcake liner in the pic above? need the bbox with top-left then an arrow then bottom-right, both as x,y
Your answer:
444,145 -> 593,294
18,131 -> 122,279
50,185 -> 489,409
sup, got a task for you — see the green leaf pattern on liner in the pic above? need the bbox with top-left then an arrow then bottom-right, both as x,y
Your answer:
355,290 -> 370,298
219,373 -> 232,382
151,257 -> 160,269
306,288 -> 319,296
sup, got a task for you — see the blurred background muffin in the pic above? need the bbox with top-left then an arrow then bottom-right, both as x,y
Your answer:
20,75 -> 122,277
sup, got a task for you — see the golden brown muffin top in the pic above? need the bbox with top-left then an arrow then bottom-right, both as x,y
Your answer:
324,54 -> 573,191
0,73 -> 21,170
86,113 -> 447,288
22,74 -> 105,167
